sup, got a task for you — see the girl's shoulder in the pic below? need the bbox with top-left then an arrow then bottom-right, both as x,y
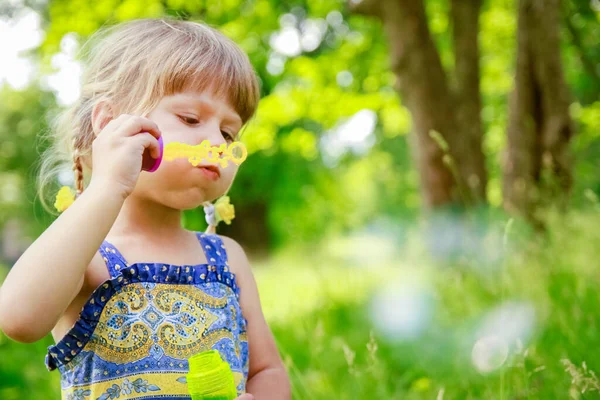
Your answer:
217,234 -> 246,269
216,234 -> 254,286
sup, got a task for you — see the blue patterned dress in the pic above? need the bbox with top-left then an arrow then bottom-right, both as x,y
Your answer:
45,232 -> 249,400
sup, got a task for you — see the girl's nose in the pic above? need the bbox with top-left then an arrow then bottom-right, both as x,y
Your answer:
198,120 -> 227,146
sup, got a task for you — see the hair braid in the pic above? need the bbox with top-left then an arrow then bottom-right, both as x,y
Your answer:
72,137 -> 85,197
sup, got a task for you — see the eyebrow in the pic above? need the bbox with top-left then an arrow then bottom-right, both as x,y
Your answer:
178,95 -> 242,126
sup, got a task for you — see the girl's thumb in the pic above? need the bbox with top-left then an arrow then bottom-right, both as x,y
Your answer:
237,394 -> 255,400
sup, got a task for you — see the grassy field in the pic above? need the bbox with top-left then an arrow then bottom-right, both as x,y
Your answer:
2,210 -> 600,399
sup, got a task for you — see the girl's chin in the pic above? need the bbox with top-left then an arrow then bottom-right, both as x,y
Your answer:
167,199 -> 208,211
147,184 -> 226,207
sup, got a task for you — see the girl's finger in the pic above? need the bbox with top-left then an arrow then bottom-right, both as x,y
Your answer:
120,115 -> 162,140
133,132 -> 161,159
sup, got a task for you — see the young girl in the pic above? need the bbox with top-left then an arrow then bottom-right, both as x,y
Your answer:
0,17 -> 290,400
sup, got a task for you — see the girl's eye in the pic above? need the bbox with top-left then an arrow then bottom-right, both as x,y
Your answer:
179,115 -> 199,125
179,115 -> 235,142
221,131 -> 234,142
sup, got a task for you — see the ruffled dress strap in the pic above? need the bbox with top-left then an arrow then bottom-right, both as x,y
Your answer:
196,232 -> 229,266
98,240 -> 130,279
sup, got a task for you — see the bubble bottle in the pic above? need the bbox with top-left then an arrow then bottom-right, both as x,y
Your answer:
187,350 -> 238,400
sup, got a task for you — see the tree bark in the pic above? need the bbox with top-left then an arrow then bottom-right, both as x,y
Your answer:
503,0 -> 574,219
350,0 -> 487,208
450,0 -> 487,202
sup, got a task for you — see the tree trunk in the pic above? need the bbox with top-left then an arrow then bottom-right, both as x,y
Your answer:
450,0 -> 487,202
350,0 -> 487,208
503,0 -> 574,219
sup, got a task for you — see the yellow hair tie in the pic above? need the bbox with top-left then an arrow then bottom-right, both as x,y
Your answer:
214,196 -> 235,225
203,195 -> 235,234
54,186 -> 76,212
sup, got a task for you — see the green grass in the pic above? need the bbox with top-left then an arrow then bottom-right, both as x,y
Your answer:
2,210 -> 600,399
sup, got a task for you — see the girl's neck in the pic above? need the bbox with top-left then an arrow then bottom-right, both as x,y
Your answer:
108,193 -> 188,244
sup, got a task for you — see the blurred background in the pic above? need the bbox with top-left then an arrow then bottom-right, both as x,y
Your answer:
0,0 -> 599,398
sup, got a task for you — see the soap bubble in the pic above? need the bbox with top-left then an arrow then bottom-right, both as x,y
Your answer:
470,301 -> 536,374
471,335 -> 509,373
370,278 -> 433,341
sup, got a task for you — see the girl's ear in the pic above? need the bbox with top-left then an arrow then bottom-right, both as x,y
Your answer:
91,100 -> 115,136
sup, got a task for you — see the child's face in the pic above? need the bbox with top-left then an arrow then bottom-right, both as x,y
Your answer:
133,88 -> 243,209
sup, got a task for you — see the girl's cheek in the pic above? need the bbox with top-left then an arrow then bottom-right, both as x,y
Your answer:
223,165 -> 238,179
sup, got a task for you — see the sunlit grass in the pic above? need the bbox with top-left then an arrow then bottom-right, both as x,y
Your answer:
263,209 -> 600,399
2,209 -> 600,399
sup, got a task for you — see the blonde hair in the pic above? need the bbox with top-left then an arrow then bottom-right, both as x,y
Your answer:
37,17 -> 261,214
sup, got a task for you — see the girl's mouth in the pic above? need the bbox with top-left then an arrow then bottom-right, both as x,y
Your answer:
196,164 -> 220,180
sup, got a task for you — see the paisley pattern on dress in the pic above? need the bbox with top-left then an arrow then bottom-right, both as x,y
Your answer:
45,233 -> 249,400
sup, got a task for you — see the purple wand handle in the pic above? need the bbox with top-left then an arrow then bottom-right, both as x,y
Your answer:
142,135 -> 164,172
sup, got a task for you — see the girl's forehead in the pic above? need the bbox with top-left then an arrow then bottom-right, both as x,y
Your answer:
169,89 -> 225,104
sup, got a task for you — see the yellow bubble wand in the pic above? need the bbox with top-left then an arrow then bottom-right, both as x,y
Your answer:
162,140 -> 247,168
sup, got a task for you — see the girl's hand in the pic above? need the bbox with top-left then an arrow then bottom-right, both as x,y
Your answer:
235,395 -> 255,400
90,114 -> 162,199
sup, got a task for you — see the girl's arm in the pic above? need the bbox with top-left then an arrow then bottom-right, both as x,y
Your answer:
221,236 -> 291,400
0,181 -> 127,343
0,113 -> 162,343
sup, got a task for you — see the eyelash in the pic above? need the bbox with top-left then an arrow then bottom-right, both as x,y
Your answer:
178,115 -> 234,141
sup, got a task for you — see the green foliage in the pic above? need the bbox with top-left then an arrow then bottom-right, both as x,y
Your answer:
0,329 -> 59,399
0,84 -> 57,236
0,0 -> 596,245
1,0 -> 599,397
562,0 -> 600,105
